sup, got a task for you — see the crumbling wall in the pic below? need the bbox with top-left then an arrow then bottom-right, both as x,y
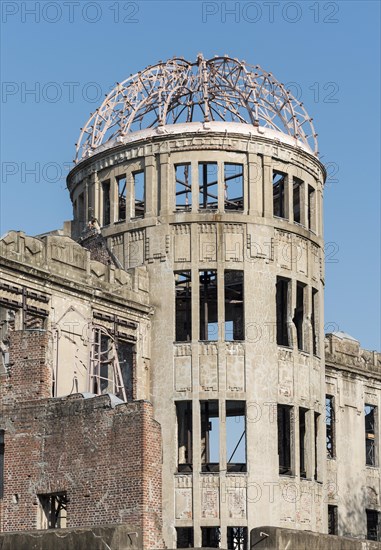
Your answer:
0,331 -> 163,549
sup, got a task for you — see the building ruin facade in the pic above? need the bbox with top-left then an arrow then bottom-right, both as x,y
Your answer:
0,55 -> 380,549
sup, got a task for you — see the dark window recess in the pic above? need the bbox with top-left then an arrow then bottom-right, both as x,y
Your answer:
328,505 -> 338,535
226,401 -> 246,472
326,395 -> 335,458
117,175 -> 127,221
199,270 -> 218,341
201,400 -> 219,472
227,527 -> 248,550
278,404 -> 292,475
293,282 -> 305,351
78,192 -> 85,225
176,401 -> 192,472
225,271 -> 244,341
224,163 -> 243,210
367,509 -> 380,541
133,171 -> 145,218
175,272 -> 192,342
293,177 -> 302,224
202,527 -> 221,548
199,162 -> 218,209
314,412 -> 320,480
117,340 -> 134,401
0,430 -> 4,499
175,164 -> 192,210
365,405 -> 376,466
273,171 -> 287,218
24,312 -> 46,330
102,180 -> 111,226
312,288 -> 319,355
276,277 -> 290,347
38,492 -> 68,529
299,408 -> 307,478
176,527 -> 194,548
308,185 -> 315,231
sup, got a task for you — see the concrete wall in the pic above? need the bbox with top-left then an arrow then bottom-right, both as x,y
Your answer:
325,333 -> 381,539
0,331 -> 164,549
0,524 -> 141,550
251,526 -> 381,549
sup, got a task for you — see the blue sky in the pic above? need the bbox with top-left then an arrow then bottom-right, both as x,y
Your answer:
1,0 -> 380,350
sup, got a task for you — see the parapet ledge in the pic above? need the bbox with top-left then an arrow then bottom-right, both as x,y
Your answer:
0,231 -> 149,303
325,332 -> 381,376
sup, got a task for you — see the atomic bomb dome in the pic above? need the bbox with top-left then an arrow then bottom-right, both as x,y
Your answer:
75,54 -> 318,162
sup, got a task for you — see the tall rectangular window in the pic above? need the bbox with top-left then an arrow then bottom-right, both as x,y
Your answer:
202,527 -> 221,548
308,185 -> 316,231
102,180 -> 110,226
175,164 -> 192,210
273,171 -> 287,218
224,271 -> 244,341
175,271 -> 192,342
314,411 -> 320,480
227,527 -> 248,550
276,277 -> 290,346
226,401 -> 246,472
293,282 -> 306,351
293,177 -> 302,224
78,192 -> 85,225
199,270 -> 218,341
176,401 -> 192,472
176,527 -> 194,548
199,162 -> 218,210
224,163 -> 243,211
328,505 -> 338,535
312,288 -> 319,355
0,430 -> 4,499
365,404 -> 377,466
278,404 -> 292,475
117,175 -> 127,221
367,509 -> 380,541
133,170 -> 145,218
299,408 -> 307,478
326,395 -> 335,458
117,340 -> 134,401
201,400 -> 219,472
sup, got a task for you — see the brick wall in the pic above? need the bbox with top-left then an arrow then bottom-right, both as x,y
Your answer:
0,331 -> 164,549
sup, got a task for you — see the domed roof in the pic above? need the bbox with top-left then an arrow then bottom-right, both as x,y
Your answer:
75,54 -> 318,162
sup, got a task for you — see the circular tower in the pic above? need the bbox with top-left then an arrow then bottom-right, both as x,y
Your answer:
67,55 -> 326,549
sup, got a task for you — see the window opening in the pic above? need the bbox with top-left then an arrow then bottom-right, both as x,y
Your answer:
199,270 -> 218,341
224,271 -> 244,341
175,164 -> 192,210
201,400 -> 219,472
273,171 -> 287,218
226,401 -> 246,472
276,277 -> 290,346
175,271 -> 192,342
278,404 -> 292,475
224,163 -> 243,210
176,401 -> 192,472
117,175 -> 127,221
199,162 -> 218,210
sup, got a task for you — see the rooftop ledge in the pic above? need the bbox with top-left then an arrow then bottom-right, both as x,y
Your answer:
74,121 -> 315,166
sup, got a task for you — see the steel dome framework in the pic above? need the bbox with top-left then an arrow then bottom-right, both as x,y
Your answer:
75,54 -> 318,162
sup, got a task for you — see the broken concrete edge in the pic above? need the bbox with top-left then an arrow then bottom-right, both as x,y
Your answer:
250,526 -> 381,549
0,524 -> 143,550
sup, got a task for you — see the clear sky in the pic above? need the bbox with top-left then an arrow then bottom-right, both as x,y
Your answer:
1,0 -> 380,350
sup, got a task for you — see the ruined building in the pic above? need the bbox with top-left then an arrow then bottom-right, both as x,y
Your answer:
0,56 -> 380,549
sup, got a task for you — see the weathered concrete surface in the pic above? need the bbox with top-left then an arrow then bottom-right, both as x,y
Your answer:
0,524 -> 141,550
250,526 -> 381,549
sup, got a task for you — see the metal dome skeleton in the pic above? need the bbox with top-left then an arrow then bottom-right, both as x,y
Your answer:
75,54 -> 318,162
